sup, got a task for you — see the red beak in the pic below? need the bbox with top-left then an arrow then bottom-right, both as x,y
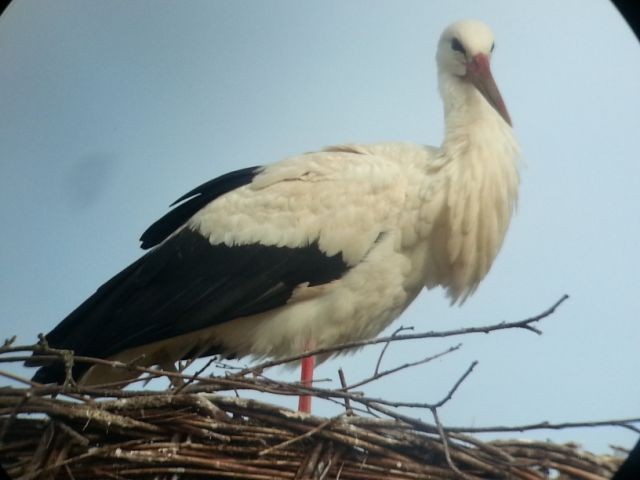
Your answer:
466,53 -> 512,126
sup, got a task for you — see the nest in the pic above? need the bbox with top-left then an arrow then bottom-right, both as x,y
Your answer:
0,299 -> 635,479
0,387 -> 626,480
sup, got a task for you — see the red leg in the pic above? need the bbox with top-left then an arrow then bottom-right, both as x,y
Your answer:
297,354 -> 315,413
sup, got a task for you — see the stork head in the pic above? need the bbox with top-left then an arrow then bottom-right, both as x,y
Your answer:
437,20 -> 511,126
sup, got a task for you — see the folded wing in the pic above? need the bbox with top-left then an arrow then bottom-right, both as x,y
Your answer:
30,146 -> 408,384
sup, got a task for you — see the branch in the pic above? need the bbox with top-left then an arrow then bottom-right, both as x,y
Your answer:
337,368 -> 352,414
235,295 -> 569,376
374,325 -> 414,375
446,418 -> 640,435
258,415 -> 342,456
342,343 -> 462,392
431,407 -> 478,480
432,361 -> 478,408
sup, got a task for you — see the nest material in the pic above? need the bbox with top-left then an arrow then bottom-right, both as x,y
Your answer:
0,387 -> 624,480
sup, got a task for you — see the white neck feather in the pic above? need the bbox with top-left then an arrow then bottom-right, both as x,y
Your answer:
433,72 -> 520,303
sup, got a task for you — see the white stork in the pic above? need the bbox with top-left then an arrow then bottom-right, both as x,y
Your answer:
29,20 -> 519,413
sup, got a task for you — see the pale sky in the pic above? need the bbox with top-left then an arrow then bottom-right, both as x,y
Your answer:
1,0 -> 638,453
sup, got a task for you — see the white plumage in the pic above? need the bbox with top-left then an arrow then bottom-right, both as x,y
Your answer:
30,20 -> 520,400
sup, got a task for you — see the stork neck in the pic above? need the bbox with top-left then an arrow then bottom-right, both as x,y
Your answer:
438,72 -> 511,153
427,72 -> 520,303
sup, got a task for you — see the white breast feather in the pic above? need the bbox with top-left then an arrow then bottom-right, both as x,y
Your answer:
438,116 -> 520,302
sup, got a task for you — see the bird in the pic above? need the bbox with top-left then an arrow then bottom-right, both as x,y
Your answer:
28,19 -> 519,413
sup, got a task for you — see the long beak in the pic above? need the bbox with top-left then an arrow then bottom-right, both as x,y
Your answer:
466,53 -> 512,126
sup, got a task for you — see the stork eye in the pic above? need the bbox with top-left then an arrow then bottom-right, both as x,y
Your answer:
451,38 -> 466,55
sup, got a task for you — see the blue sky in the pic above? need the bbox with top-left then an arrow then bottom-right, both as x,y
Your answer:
1,1 -> 638,453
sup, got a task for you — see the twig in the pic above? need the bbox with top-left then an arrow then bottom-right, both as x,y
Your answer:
356,360 -> 478,431
337,369 -> 352,414
343,344 -> 462,392
374,326 -> 414,375
235,295 -> 569,376
432,361 -> 478,408
446,418 -> 640,435
0,369 -> 43,388
259,416 -> 341,456
173,357 -> 217,395
431,407 -> 478,480
35,334 -> 76,389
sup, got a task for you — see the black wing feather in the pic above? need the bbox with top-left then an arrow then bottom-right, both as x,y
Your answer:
31,228 -> 349,384
139,166 -> 262,249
